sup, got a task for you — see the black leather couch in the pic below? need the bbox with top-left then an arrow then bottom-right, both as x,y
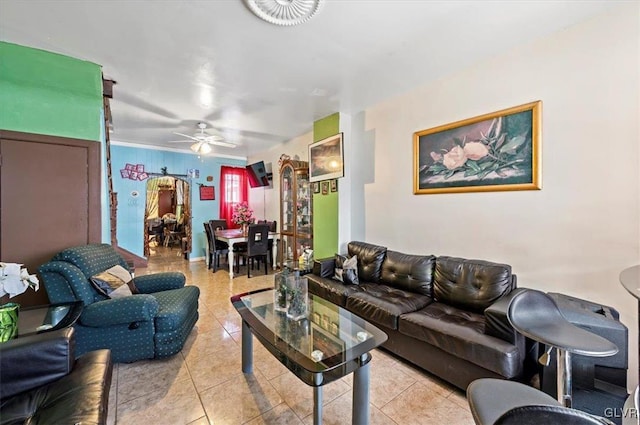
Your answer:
307,241 -> 535,390
0,327 -> 113,425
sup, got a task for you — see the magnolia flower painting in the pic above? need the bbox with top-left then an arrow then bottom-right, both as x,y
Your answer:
414,101 -> 541,195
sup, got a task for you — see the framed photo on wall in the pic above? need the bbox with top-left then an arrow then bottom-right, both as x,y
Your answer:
330,179 -> 337,192
321,181 -> 329,195
309,133 -> 344,183
313,182 -> 320,193
413,101 -> 541,195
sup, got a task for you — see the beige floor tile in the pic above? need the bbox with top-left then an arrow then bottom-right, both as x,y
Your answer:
268,371 -> 350,419
185,346 -> 244,393
199,370 -> 283,424
117,374 -> 205,425
117,353 -> 190,404
302,391 -> 397,425
244,403 -> 304,425
181,324 -> 239,361
368,354 -> 417,408
186,417 -> 210,425
380,381 -> 455,425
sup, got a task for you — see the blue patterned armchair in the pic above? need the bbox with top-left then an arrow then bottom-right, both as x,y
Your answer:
38,244 -> 199,363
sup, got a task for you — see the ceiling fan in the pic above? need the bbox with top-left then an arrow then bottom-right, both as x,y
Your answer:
168,122 -> 237,153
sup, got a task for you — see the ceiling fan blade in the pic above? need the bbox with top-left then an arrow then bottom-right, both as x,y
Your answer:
208,140 -> 237,148
172,132 -> 201,142
166,140 -> 195,143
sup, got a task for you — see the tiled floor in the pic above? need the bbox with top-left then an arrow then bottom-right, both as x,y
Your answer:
108,246 -> 474,424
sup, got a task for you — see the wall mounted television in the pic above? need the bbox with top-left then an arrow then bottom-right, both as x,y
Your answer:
246,160 -> 270,188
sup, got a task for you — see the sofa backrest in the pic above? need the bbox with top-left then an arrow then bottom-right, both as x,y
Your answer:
433,256 -> 514,313
347,242 -> 387,283
51,244 -> 128,279
381,251 -> 435,296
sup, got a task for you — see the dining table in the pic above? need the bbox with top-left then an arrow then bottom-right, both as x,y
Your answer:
214,228 -> 279,278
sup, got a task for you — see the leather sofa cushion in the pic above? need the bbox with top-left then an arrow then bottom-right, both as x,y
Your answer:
381,251 -> 435,296
399,303 -> 522,378
307,274 -> 361,306
346,283 -> 432,330
348,242 -> 387,283
434,256 -> 513,313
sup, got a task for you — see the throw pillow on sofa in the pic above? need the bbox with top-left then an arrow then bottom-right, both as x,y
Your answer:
90,265 -> 138,299
334,254 -> 359,285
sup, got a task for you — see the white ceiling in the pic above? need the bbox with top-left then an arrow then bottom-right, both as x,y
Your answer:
0,0 -> 621,158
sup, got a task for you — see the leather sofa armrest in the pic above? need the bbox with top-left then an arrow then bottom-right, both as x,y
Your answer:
0,328 -> 75,400
133,272 -> 186,293
313,257 -> 336,278
81,295 -> 159,327
484,288 -> 527,345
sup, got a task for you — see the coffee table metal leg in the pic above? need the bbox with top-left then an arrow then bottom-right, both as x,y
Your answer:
313,373 -> 323,425
353,354 -> 370,425
242,321 -> 253,373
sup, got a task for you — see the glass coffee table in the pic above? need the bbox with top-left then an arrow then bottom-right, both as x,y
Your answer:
231,288 -> 387,425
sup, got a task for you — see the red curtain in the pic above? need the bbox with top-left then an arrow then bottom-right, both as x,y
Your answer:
219,166 -> 249,229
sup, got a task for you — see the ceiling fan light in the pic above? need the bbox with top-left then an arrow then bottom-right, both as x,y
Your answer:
199,143 -> 212,154
190,142 -> 203,152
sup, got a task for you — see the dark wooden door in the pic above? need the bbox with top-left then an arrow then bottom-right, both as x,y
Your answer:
158,189 -> 174,218
0,131 -> 101,307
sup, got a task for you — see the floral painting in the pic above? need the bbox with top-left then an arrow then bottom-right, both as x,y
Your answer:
413,101 -> 541,194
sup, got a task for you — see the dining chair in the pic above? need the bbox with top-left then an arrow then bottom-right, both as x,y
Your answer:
208,220 -> 230,272
258,220 -> 277,266
235,223 -> 270,278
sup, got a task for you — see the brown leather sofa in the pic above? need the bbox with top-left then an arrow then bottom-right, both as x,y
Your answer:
307,241 -> 535,390
0,327 -> 112,424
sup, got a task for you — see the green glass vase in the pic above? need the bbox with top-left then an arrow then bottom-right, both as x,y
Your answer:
0,302 -> 20,342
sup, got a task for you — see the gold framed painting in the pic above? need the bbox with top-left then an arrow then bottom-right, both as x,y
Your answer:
413,101 -> 541,195
309,133 -> 344,183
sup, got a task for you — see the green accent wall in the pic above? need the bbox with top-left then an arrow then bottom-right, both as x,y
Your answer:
0,42 -> 103,141
312,113 -> 340,258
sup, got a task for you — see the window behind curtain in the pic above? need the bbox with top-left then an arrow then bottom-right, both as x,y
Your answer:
220,166 -> 249,228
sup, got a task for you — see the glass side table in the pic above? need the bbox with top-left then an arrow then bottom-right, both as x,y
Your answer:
17,301 -> 83,338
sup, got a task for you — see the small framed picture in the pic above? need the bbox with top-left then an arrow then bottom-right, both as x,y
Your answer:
330,179 -> 337,192
313,182 -> 320,193
321,181 -> 329,195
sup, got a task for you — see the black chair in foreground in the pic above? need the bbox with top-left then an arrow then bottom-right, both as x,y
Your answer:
467,378 -> 615,425
0,327 -> 113,424
507,289 -> 618,408
236,223 -> 270,277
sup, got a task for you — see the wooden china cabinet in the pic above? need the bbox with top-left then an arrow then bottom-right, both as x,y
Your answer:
279,159 -> 313,263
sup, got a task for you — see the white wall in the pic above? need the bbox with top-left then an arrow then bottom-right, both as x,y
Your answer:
248,131 -> 313,224
358,3 -> 639,389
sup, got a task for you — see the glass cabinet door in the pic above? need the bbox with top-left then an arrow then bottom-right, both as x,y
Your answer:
296,172 -> 312,238
279,160 -> 313,265
281,165 -> 294,234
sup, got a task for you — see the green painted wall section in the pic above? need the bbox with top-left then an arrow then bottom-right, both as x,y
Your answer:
0,42 -> 103,141
312,113 -> 340,258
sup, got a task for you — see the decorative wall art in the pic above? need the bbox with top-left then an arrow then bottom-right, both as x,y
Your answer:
309,133 -> 344,182
120,163 -> 149,181
330,179 -> 337,192
199,185 -> 215,201
313,182 -> 320,194
413,101 -> 541,194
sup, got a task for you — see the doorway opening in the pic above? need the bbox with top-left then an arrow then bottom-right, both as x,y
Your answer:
143,176 -> 192,257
